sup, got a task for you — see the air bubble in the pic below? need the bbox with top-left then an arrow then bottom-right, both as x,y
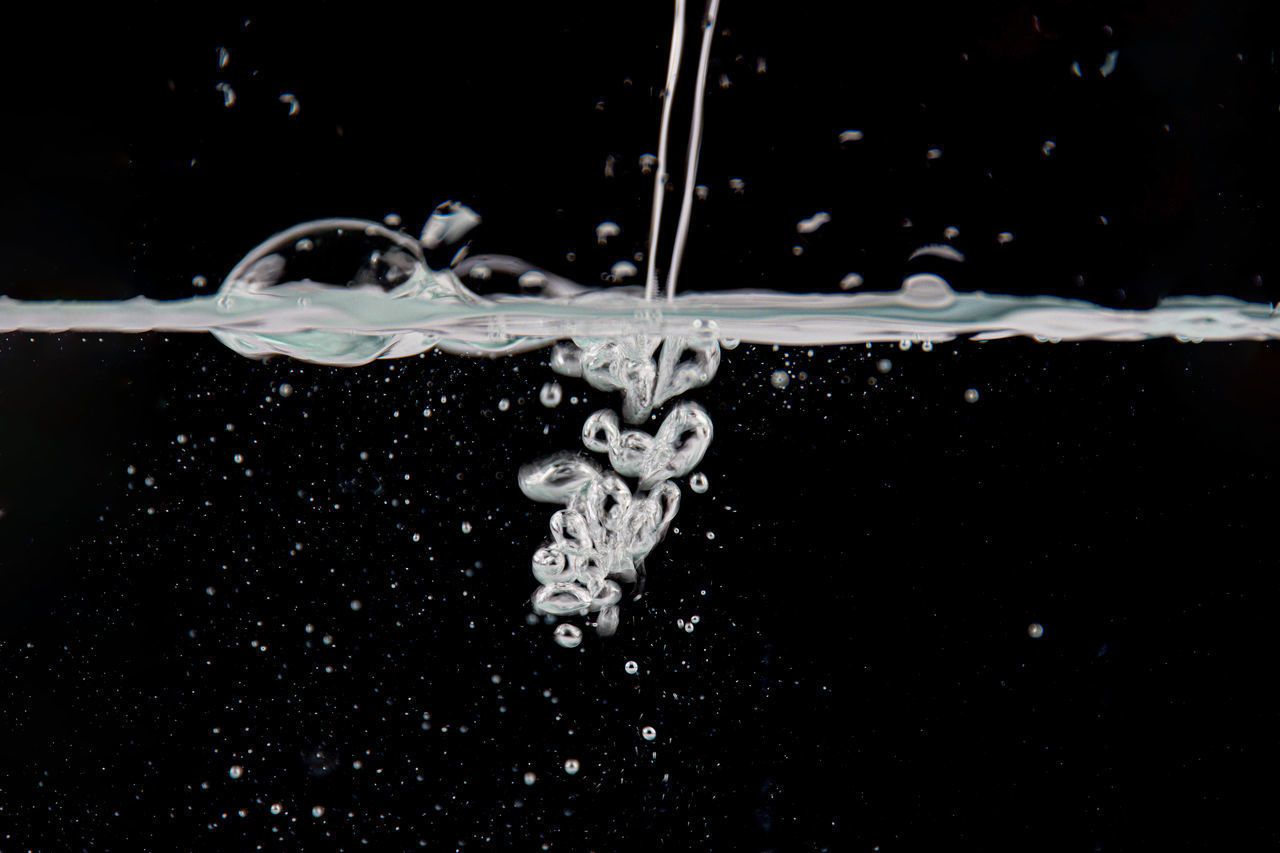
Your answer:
539,382 -> 563,408
641,726 -> 657,741
554,623 -> 583,648
624,660 -> 639,675
770,370 -> 790,389
689,472 -> 709,493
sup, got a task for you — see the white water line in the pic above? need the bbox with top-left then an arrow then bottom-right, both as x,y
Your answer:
665,0 -> 720,302
643,0 -> 688,301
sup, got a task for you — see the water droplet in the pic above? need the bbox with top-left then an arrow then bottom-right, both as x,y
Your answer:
729,178 -> 745,194
278,383 -> 293,397
610,260 -> 638,280
553,623 -> 583,648
215,82 -> 236,108
523,771 -> 537,785
770,370 -> 790,389
796,212 -> 831,234
1028,622 -> 1044,638
349,599 -> 362,611
498,398 -> 510,412
270,803 -> 282,815
461,521 -> 473,534
420,201 -> 481,250
312,806 -> 325,818
839,129 -> 864,143
840,273 -> 864,290
217,47 -> 230,69
876,358 -> 893,374
689,472 -> 709,493
595,221 -> 620,245
229,765 -> 244,780
997,232 -> 1014,245
964,388 -> 980,403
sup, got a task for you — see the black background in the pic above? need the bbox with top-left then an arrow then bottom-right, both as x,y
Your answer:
1,1 -> 1278,850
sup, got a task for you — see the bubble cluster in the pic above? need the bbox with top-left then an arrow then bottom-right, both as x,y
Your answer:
551,336 -> 719,424
521,335 -> 719,639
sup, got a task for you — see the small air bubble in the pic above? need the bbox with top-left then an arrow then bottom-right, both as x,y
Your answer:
539,382 -> 563,408
641,726 -> 657,741
689,472 -> 709,493
553,623 -> 583,648
624,660 -> 639,675
770,370 -> 790,389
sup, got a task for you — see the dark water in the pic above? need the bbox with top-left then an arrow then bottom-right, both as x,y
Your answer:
1,2 -> 1277,850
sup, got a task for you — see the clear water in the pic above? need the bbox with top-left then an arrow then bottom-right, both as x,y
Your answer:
0,2 -> 1274,849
